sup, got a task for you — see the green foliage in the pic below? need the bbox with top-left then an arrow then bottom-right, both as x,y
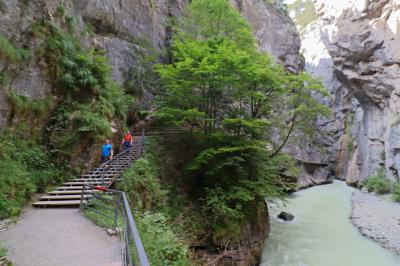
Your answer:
0,72 -> 8,85
178,0 -> 256,51
0,243 -> 7,258
83,197 -> 118,229
83,194 -> 190,265
56,4 -> 66,18
44,100 -> 113,163
136,212 -> 190,266
286,0 -> 318,31
119,158 -> 167,211
0,129 -> 68,218
347,139 -> 353,157
153,0 -> 329,241
32,20 -> 132,114
0,34 -> 29,63
187,135 -> 291,224
42,24 -> 109,95
392,182 -> 400,202
8,91 -> 53,114
29,19 -> 134,162
0,159 -> 33,218
363,168 -> 390,194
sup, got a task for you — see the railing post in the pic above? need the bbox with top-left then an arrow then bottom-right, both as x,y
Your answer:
79,183 -> 86,211
101,164 -> 107,186
114,194 -> 120,228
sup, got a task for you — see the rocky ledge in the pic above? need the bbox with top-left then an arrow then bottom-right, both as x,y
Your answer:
351,190 -> 400,255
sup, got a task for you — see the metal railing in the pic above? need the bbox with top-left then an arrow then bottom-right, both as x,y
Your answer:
83,129 -> 146,188
81,186 -> 149,266
131,126 -> 199,136
80,129 -> 149,266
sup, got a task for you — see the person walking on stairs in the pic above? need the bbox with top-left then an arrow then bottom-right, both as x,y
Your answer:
101,139 -> 113,164
122,131 -> 133,150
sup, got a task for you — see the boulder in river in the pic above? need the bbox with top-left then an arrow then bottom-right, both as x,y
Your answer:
278,211 -> 295,221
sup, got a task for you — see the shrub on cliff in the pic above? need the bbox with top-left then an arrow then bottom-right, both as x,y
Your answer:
0,34 -> 29,63
30,16 -> 133,163
135,212 -> 189,266
392,182 -> 400,202
0,159 -> 33,219
363,168 -> 390,194
0,129 -> 69,218
119,158 -> 168,212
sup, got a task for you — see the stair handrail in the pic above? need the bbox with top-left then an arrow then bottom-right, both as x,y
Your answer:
81,129 -> 149,266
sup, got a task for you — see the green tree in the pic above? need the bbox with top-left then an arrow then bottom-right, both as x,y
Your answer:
155,0 -> 329,240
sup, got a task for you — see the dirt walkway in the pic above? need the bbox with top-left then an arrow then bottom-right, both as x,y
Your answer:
0,208 -> 121,266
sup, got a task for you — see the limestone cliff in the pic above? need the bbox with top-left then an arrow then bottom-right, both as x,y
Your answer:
293,19 -> 360,187
314,0 -> 400,184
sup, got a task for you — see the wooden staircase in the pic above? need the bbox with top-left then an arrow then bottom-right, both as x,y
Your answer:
33,143 -> 142,208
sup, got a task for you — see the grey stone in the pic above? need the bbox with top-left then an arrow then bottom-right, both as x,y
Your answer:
277,211 -> 295,222
314,0 -> 400,184
106,228 -> 116,236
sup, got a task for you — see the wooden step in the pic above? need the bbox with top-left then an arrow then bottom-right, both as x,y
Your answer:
48,190 -> 95,195
72,178 -> 114,182
63,181 -> 104,186
57,186 -> 84,190
32,200 -> 86,207
32,145 -> 140,208
81,173 -> 117,176
40,195 -> 93,200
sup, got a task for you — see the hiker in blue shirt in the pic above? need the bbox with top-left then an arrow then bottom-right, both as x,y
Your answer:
101,139 -> 113,164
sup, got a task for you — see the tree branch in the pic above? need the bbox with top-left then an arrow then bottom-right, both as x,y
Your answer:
269,113 -> 297,158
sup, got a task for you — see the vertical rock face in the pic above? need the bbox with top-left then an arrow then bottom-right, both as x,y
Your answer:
315,0 -> 400,183
231,0 -> 303,72
295,19 -> 361,187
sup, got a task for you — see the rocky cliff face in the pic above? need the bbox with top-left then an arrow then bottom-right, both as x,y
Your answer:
0,0 -> 302,130
314,0 -> 400,184
292,19 -> 359,187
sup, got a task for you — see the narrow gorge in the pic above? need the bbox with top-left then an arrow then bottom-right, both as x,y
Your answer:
0,0 -> 400,265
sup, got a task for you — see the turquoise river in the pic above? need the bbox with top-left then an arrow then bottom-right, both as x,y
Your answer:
261,181 -> 400,266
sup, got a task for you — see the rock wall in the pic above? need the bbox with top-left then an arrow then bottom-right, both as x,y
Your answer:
314,0 -> 400,184
0,0 -> 302,130
293,19 -> 360,187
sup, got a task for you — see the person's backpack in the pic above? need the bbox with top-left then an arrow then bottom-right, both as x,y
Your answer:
124,134 -> 132,142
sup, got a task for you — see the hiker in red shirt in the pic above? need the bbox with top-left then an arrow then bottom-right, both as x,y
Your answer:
122,131 -> 133,150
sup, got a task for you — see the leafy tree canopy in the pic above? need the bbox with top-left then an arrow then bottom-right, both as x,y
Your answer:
154,0 -> 330,237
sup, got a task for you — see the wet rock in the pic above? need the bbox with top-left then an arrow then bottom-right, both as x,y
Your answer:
278,211 -> 295,221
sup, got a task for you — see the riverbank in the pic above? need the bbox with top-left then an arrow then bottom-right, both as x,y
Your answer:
262,181 -> 400,266
351,190 -> 400,256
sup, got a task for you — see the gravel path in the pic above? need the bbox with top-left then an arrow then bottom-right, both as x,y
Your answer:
0,208 -> 121,266
351,190 -> 400,255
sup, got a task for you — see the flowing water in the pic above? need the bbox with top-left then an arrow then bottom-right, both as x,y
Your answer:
261,181 -> 400,266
